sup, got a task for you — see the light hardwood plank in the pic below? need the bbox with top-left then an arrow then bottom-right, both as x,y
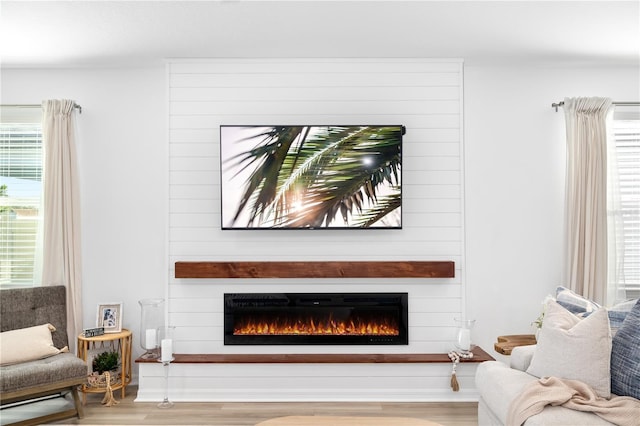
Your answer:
49,386 -> 478,426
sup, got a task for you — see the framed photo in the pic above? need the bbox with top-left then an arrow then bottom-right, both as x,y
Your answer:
96,302 -> 123,333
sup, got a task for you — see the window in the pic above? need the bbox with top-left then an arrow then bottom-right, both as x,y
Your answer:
0,107 -> 43,287
608,108 -> 640,300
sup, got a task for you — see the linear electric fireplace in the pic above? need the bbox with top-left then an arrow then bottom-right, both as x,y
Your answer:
224,293 -> 408,345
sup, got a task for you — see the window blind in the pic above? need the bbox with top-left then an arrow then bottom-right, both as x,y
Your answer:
612,115 -> 640,298
0,107 -> 43,286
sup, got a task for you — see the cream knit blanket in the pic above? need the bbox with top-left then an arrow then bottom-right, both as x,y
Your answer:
507,376 -> 640,426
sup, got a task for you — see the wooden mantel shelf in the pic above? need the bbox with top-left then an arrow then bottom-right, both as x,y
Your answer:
174,261 -> 455,279
137,346 -> 493,364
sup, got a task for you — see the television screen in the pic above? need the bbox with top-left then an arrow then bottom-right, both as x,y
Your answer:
220,125 -> 403,229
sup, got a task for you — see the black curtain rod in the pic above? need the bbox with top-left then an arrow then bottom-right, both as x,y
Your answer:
551,100 -> 639,112
1,103 -> 82,114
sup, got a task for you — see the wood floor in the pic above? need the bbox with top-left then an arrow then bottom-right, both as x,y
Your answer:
49,386 -> 479,426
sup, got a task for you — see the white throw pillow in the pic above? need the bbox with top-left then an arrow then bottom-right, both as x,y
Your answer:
526,300 -> 612,398
0,323 -> 64,366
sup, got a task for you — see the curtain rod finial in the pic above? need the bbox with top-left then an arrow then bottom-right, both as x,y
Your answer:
551,101 -> 564,112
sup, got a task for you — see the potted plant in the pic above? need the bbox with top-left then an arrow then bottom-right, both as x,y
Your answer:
88,351 -> 120,387
92,351 -> 119,374
531,295 -> 554,340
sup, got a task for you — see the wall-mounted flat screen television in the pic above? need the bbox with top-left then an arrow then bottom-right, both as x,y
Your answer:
220,125 -> 404,229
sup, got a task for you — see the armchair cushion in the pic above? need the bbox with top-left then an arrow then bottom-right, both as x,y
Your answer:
0,352 -> 86,394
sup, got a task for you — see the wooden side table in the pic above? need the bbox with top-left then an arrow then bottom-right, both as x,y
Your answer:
494,334 -> 537,355
77,328 -> 132,404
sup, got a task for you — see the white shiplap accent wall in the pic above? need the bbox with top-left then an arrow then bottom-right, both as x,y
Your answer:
138,58 -> 469,402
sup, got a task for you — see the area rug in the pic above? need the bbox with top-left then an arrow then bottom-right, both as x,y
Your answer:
256,416 -> 442,425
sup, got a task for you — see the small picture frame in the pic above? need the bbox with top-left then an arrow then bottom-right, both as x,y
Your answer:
96,302 -> 123,333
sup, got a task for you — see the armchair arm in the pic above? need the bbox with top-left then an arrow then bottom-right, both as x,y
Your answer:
510,344 -> 537,372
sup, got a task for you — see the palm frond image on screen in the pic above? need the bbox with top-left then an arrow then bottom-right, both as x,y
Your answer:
220,125 -> 403,229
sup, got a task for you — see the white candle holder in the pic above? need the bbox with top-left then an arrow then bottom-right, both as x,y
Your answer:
157,326 -> 175,409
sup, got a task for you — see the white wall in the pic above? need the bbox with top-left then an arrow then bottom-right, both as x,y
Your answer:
0,66 -> 167,360
464,64 -> 640,362
2,62 -> 638,396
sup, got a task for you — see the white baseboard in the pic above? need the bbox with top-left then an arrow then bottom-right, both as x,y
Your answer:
134,387 -> 479,403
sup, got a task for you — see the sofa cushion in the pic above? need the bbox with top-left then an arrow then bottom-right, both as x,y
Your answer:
0,323 -> 64,366
526,300 -> 612,398
555,286 -> 601,314
476,361 -> 539,423
610,299 -> 640,399
0,352 -> 87,394
510,345 -> 537,372
476,361 -> 616,425
607,299 -> 639,335
555,286 -> 638,335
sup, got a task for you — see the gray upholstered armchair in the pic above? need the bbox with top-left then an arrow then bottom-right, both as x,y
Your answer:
0,286 -> 87,425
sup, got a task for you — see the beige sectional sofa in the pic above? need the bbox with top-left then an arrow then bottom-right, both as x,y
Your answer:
476,295 -> 640,426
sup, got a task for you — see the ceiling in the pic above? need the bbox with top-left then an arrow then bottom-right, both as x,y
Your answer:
1,1 -> 638,68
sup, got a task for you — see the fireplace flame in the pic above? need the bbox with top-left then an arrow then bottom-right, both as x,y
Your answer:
234,314 -> 399,336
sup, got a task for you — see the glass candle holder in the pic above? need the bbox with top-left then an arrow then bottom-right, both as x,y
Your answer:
158,326 -> 176,409
139,298 -> 164,359
454,318 -> 476,354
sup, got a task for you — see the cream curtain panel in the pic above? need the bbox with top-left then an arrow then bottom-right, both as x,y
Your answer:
42,99 -> 83,351
563,97 -> 613,304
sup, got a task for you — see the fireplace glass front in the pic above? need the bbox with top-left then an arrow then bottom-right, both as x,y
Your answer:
224,293 -> 408,345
